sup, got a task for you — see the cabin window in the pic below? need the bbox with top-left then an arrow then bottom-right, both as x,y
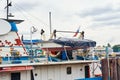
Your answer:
66,67 -> 72,75
11,72 -> 20,80
85,65 -> 90,78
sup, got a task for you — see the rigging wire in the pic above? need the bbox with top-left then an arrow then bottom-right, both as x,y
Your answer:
0,1 -> 7,18
12,1 -> 61,40
13,3 -> 35,26
13,2 -> 49,29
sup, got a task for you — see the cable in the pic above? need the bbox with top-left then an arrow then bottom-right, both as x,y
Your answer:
13,2 -> 49,28
13,3 -> 34,25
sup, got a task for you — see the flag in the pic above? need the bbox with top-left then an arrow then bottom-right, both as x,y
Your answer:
73,27 -> 80,37
4,2 -> 12,9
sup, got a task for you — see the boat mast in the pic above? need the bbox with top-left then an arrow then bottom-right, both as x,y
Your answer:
6,0 -> 13,20
6,0 -> 9,20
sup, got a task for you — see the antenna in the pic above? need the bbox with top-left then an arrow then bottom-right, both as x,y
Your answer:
7,0 -> 9,20
5,0 -> 13,20
49,12 -> 52,35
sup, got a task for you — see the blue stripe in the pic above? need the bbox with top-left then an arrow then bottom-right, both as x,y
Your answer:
9,22 -> 18,32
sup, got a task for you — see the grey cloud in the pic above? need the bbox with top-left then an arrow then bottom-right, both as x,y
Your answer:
13,1 -> 40,12
77,5 -> 120,18
93,15 -> 120,21
77,5 -> 120,29
99,20 -> 120,26
92,12 -> 120,27
91,12 -> 120,28
90,19 -> 120,29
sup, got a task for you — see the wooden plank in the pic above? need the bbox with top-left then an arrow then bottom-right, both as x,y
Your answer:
101,59 -> 108,80
110,58 -> 118,80
117,59 -> 120,80
102,58 -> 120,80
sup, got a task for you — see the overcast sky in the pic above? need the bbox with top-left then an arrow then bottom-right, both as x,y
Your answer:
0,0 -> 120,46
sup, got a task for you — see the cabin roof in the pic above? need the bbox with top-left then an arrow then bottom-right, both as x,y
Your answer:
0,60 -> 99,67
2,19 -> 24,24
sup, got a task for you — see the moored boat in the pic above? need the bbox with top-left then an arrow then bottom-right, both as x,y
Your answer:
0,1 -> 102,80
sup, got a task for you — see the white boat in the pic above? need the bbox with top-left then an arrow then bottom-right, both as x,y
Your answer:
0,1 -> 102,80
0,19 -> 102,80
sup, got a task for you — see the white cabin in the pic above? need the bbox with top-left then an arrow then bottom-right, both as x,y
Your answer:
0,60 -> 99,80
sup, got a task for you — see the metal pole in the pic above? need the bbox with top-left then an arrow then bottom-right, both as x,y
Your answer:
106,46 -> 110,80
7,0 -> 9,20
49,12 -> 52,35
56,30 -> 81,33
30,27 -> 33,63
